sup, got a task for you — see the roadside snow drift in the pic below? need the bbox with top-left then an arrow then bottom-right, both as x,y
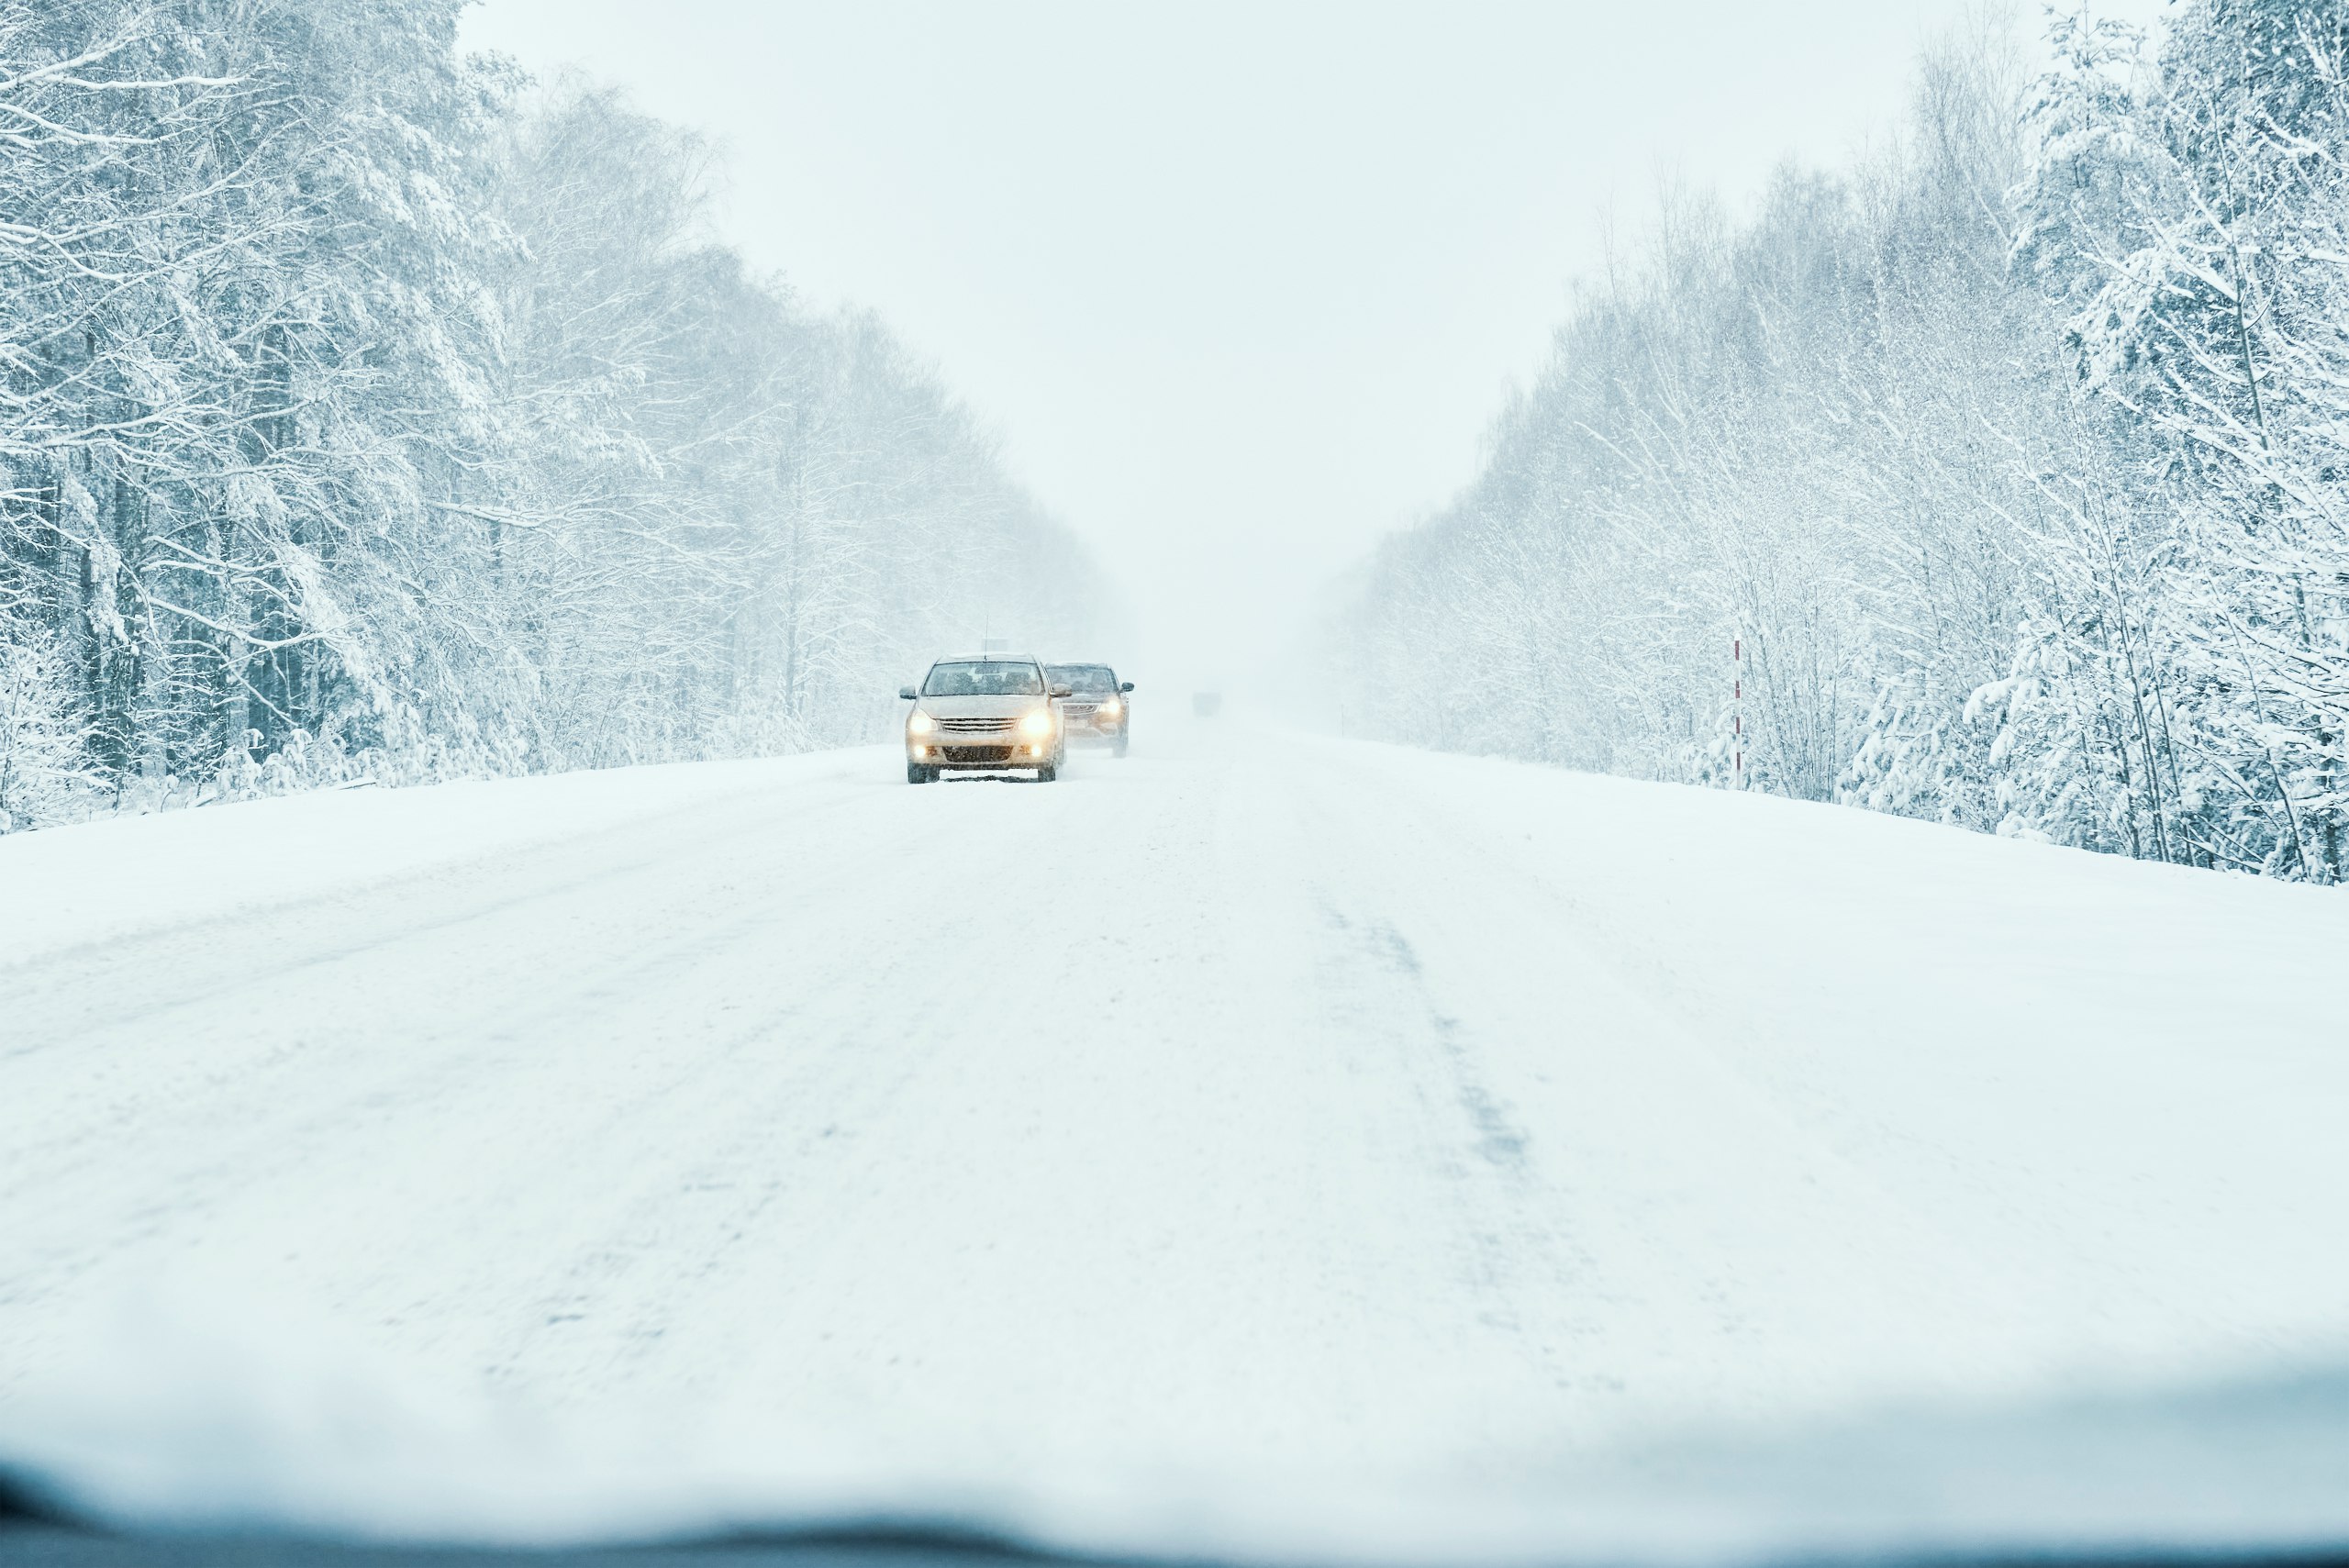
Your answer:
4,720 -> 2347,1562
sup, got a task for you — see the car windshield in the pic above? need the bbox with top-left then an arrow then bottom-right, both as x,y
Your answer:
923,661 -> 1042,697
8,2 -> 2349,1566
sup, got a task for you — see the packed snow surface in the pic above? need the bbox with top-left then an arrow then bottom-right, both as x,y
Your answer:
4,718 -> 2348,1560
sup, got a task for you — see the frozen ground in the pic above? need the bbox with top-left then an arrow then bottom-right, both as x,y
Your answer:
3,716 -> 2348,1560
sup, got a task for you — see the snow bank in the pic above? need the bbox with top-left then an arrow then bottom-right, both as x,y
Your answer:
0,751 -> 876,969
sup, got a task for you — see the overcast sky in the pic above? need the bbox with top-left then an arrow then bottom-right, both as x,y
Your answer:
457,0 -> 2167,679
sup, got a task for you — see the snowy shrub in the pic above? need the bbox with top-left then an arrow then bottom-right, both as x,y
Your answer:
0,624 -> 100,833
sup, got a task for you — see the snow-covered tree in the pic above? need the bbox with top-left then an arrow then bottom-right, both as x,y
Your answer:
0,1 -> 1106,829
1325,0 -> 2349,884
0,616 -> 98,832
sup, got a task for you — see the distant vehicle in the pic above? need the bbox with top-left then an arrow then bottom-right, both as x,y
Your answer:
1045,663 -> 1134,758
1193,691 -> 1222,717
900,654 -> 1070,784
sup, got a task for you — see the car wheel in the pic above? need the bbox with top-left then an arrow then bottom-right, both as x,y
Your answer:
1038,760 -> 1058,783
907,762 -> 932,784
1112,735 -> 1129,759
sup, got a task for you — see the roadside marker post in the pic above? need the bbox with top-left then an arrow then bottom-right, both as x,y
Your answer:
1732,637 -> 1745,789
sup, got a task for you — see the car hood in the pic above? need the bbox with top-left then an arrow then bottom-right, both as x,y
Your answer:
6,1359 -> 2349,1562
914,695 -> 1050,719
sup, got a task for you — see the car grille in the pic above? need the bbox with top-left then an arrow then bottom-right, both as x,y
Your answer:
939,717 -> 1017,734
944,745 -> 1013,763
1063,703 -> 1097,718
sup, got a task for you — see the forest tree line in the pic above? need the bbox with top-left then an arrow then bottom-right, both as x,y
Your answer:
0,0 -> 1105,830
1328,0 -> 2349,882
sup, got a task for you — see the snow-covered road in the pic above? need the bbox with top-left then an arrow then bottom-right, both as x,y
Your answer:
4,717 -> 2349,1552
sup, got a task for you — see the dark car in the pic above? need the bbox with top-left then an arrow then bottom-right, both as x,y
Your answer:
1045,663 -> 1134,757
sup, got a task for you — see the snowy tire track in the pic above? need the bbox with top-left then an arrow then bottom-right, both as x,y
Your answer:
5,722 -> 2349,1512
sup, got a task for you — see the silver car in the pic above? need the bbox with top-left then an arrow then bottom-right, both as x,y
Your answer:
900,655 -> 1070,784
1044,663 -> 1134,757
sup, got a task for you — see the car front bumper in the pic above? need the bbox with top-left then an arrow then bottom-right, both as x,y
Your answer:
909,740 -> 1059,770
1060,704 -> 1127,740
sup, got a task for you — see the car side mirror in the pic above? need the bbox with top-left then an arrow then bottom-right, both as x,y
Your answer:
1119,682 -> 1135,693
1050,684 -> 1074,699
898,686 -> 917,701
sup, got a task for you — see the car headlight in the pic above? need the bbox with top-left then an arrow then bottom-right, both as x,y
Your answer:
907,710 -> 937,735
1020,707 -> 1053,737
1099,699 -> 1121,718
